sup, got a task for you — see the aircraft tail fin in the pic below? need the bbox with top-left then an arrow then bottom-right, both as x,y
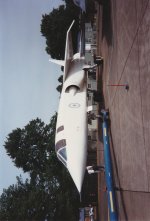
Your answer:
79,25 -> 85,57
49,21 -> 75,82
49,59 -> 65,67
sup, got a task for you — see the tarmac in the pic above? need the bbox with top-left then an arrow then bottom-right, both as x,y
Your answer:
96,0 -> 150,220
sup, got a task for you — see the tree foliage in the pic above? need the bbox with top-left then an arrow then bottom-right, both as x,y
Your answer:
40,0 -> 96,59
41,2 -> 80,59
4,116 -> 56,181
56,75 -> 63,93
1,114 -> 79,220
0,175 -> 79,221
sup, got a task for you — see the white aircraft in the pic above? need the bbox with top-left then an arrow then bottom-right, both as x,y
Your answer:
50,20 -> 93,194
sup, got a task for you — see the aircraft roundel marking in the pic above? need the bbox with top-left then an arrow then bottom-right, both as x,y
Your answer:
69,103 -> 80,108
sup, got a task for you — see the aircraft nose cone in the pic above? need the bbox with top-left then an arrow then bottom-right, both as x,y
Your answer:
66,133 -> 87,193
67,155 -> 86,193
68,167 -> 85,193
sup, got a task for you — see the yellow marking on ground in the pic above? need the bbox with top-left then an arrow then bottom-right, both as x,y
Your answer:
104,127 -> 107,136
109,191 -> 114,212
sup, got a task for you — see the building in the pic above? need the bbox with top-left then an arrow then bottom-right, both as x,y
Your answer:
80,21 -> 99,220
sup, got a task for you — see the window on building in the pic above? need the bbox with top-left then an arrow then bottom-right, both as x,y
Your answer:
88,84 -> 91,88
88,95 -> 92,101
88,135 -> 92,140
87,27 -> 92,31
93,33 -> 96,39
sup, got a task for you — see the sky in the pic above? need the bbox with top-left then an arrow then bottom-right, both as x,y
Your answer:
0,0 -> 64,194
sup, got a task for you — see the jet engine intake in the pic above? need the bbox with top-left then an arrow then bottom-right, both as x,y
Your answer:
65,85 -> 80,96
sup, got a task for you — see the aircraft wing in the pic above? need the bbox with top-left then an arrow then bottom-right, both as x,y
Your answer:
63,20 -> 75,82
49,59 -> 65,66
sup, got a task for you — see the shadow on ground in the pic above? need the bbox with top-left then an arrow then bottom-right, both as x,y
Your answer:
109,124 -> 129,221
102,0 -> 113,46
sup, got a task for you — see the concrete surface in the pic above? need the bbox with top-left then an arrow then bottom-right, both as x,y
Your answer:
96,0 -> 150,220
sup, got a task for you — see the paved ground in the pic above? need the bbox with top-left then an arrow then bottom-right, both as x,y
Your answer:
96,0 -> 150,220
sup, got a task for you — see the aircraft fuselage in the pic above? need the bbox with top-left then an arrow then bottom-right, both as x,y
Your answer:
55,53 -> 87,192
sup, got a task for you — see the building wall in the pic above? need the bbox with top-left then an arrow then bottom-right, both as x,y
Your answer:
85,22 -> 97,66
81,20 -> 98,210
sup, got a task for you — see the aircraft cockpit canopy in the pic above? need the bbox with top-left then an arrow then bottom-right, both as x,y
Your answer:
57,147 -> 67,167
55,136 -> 67,167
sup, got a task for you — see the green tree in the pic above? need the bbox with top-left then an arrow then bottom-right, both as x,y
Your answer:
41,3 -> 79,59
0,175 -> 79,221
0,176 -> 57,220
56,75 -> 63,93
40,0 -> 96,59
4,117 -> 55,181
1,114 -> 79,220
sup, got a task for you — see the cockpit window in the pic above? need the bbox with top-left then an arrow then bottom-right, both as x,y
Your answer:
57,125 -> 64,133
57,147 -> 67,167
55,139 -> 66,152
